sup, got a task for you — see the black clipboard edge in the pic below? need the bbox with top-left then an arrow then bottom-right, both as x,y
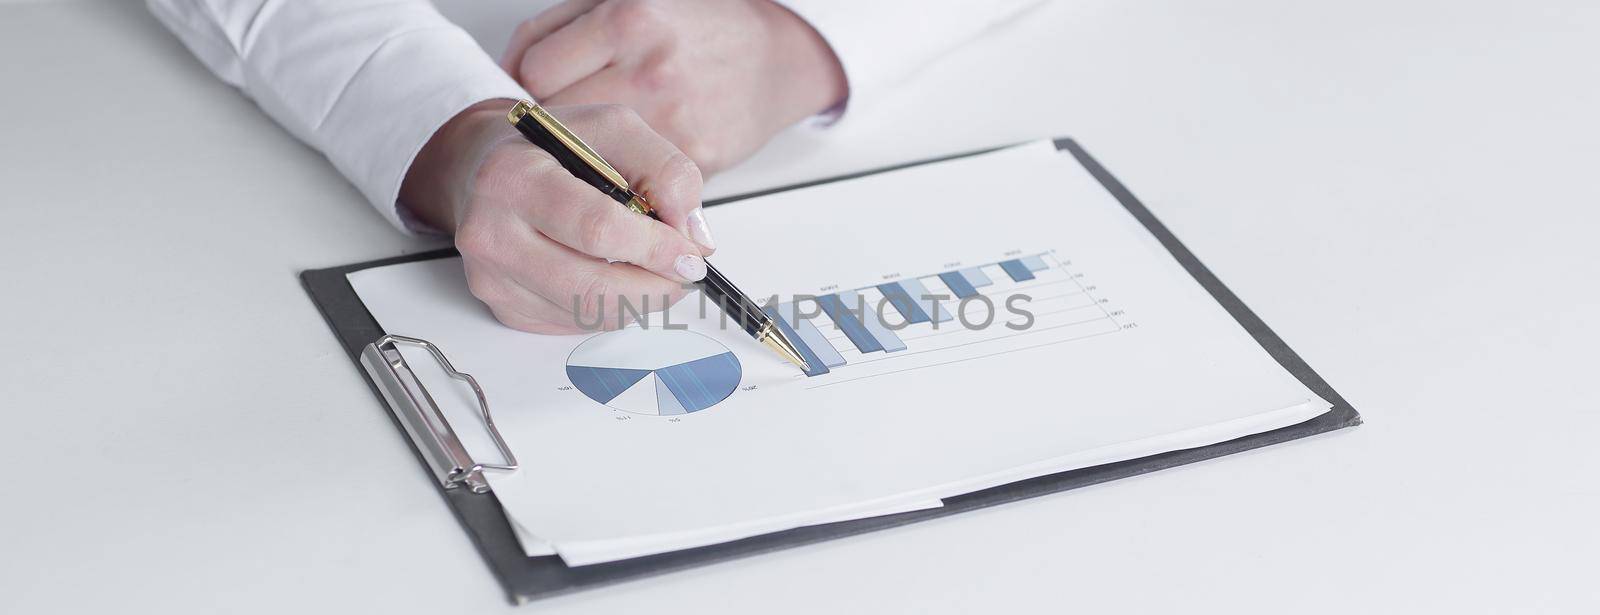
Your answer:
300,138 -> 1361,604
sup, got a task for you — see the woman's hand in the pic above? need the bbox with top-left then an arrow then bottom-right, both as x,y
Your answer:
500,0 -> 848,174
401,100 -> 717,333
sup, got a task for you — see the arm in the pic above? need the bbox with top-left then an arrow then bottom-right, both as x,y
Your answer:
147,0 -> 528,231
151,0 -> 716,332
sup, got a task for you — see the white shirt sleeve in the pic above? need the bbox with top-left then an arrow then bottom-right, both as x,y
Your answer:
775,0 -> 1043,121
147,0 -> 529,233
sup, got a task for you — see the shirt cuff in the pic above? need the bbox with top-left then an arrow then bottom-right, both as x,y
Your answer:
315,26 -> 527,234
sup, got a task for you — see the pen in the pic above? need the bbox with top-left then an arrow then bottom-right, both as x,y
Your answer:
506,100 -> 811,373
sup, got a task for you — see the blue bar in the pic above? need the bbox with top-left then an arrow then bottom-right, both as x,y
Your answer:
960,267 -> 993,288
817,294 -> 884,353
1021,255 -> 1049,271
840,291 -> 905,352
1000,259 -> 1035,282
938,272 -> 979,298
876,283 -> 929,324
774,303 -> 845,369
898,278 -> 953,323
762,306 -> 830,376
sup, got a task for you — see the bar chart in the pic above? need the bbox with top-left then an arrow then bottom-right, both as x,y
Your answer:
767,252 -> 1123,382
567,250 -> 1126,409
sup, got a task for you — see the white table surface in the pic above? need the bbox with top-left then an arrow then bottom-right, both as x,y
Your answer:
3,0 -> 1597,612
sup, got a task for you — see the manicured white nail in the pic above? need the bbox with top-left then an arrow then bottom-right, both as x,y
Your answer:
685,208 -> 716,250
674,254 -> 706,281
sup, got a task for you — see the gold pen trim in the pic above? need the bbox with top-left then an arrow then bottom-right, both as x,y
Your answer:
508,100 -> 632,194
757,321 -> 811,373
622,195 -> 654,216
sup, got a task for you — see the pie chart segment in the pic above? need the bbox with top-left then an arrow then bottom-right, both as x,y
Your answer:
566,329 -> 742,416
655,376 -> 688,416
565,366 -> 652,404
606,371 -> 661,411
654,352 -> 742,412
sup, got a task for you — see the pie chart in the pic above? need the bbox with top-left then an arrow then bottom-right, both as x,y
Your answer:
565,328 -> 742,416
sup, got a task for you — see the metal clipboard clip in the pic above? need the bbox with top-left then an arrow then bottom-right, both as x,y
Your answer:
360,335 -> 517,493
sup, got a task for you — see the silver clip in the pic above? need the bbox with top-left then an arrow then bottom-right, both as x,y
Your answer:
360,335 -> 517,493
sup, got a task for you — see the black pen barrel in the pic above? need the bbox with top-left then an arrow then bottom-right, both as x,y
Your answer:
698,263 -> 767,336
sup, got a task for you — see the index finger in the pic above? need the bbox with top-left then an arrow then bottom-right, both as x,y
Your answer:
499,0 -> 606,74
514,6 -> 623,100
497,148 -> 706,283
554,105 -> 707,247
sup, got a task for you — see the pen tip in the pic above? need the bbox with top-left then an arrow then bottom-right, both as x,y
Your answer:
761,327 -> 811,373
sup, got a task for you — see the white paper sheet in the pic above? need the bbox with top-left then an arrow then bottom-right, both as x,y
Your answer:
350,142 -> 1329,565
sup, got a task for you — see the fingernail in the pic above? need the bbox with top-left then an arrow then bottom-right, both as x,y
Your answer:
674,254 -> 706,281
685,208 -> 716,250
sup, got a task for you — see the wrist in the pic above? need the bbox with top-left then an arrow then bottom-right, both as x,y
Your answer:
400,99 -> 517,232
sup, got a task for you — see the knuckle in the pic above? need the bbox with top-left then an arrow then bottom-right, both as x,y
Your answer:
512,19 -> 537,38
633,57 -> 682,93
656,98 -> 690,129
660,149 -> 702,188
641,149 -> 704,215
512,17 -> 545,42
676,137 -> 718,172
576,208 -> 617,255
487,306 -> 521,329
454,222 -> 500,263
463,268 -> 503,306
605,0 -> 668,39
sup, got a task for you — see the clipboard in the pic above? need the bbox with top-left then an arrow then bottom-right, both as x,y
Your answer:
301,138 -> 1362,604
